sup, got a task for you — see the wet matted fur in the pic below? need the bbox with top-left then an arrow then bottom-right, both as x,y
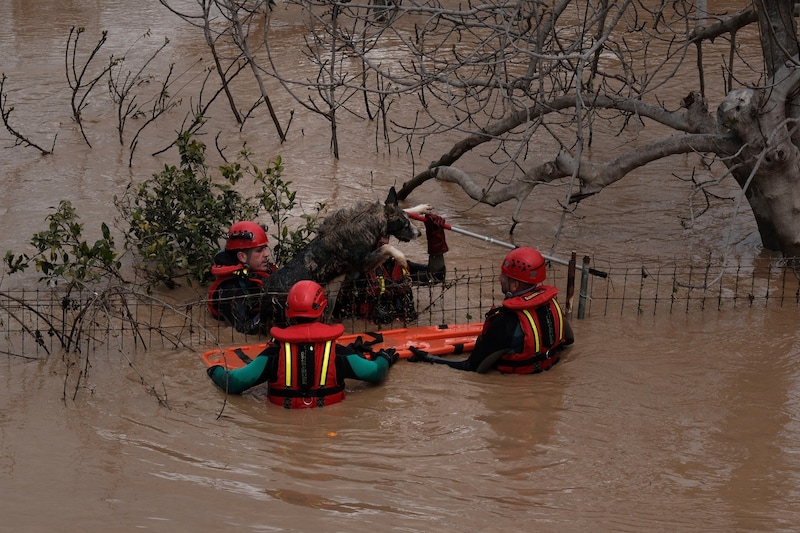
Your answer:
261,187 -> 429,326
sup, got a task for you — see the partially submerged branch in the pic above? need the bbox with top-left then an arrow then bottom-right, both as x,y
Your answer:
0,74 -> 56,154
65,26 -> 116,148
222,0 -> 285,141
108,31 -> 172,146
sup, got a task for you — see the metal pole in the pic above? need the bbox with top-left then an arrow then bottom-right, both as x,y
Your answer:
566,251 -> 576,316
405,212 -> 608,277
577,255 -> 591,319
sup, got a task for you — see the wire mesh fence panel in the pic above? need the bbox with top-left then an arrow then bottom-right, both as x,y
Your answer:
0,288 -> 65,359
2,258 -> 797,358
331,265 -> 501,331
583,258 -> 800,317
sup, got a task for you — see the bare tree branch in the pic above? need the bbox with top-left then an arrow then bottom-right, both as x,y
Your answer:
0,74 -> 56,154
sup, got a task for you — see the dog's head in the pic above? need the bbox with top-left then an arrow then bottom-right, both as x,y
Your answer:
384,187 -> 421,242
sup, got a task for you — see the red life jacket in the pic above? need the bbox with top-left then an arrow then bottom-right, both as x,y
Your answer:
266,322 -> 347,409
336,260 -> 416,323
206,263 -> 273,319
483,285 -> 567,374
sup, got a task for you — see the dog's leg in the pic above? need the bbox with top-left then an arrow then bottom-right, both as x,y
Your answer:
404,204 -> 434,216
324,274 -> 346,321
365,244 -> 408,271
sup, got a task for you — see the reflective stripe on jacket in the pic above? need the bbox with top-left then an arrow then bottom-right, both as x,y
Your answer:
484,285 -> 566,374
267,322 -> 347,408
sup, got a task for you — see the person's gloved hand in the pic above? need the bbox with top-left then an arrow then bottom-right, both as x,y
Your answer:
346,336 -> 368,355
206,365 -> 224,379
407,346 -> 432,363
376,348 -> 399,366
238,313 -> 261,335
424,213 -> 449,255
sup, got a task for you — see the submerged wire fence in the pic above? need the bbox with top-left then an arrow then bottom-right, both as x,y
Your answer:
1,257 -> 798,359
583,257 -> 800,316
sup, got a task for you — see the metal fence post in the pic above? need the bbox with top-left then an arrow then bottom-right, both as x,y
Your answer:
565,251 -> 577,316
577,255 -> 591,319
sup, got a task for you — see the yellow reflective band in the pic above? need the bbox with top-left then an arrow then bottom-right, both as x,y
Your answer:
319,341 -> 333,385
379,276 -> 386,295
553,300 -> 564,339
283,342 -> 292,387
521,309 -> 540,352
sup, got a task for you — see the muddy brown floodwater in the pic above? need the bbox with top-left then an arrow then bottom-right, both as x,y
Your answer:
1,1 -> 799,532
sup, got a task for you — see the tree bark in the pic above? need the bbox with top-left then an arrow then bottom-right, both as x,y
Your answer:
717,58 -> 800,258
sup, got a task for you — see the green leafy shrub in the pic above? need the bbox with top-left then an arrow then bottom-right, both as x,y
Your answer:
114,132 -> 257,288
4,132 -> 321,291
3,200 -> 122,290
228,147 -> 325,266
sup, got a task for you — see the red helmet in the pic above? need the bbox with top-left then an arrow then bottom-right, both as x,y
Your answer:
225,221 -> 268,251
286,280 -> 327,319
501,247 -> 546,284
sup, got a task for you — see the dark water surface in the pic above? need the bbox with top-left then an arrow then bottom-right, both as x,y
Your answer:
2,2 -> 799,532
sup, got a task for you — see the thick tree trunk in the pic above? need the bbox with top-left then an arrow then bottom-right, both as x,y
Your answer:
714,0 -> 800,260
717,62 -> 800,259
755,0 -> 799,78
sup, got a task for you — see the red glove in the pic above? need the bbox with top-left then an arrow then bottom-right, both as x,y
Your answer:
424,213 -> 449,255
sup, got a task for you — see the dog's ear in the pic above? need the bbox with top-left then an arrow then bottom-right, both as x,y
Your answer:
385,186 -> 398,206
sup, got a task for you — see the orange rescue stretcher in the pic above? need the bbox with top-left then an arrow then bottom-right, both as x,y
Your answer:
201,322 -> 483,370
